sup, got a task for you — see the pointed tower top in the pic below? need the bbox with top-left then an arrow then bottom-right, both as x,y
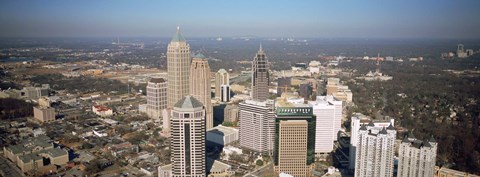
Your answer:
258,43 -> 264,54
171,26 -> 186,42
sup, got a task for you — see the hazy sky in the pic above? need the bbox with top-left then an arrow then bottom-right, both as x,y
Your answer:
1,0 -> 480,38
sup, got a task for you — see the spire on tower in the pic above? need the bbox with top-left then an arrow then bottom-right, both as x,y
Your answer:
258,43 -> 264,54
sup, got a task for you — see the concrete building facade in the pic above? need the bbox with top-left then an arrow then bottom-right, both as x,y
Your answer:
239,99 -> 275,153
169,96 -> 206,177
33,106 -> 55,123
189,54 -> 213,129
273,107 -> 316,177
308,95 -> 342,154
147,78 -> 167,119
398,136 -> 437,177
251,45 -> 269,101
215,69 -> 229,100
354,124 -> 396,177
167,27 -> 191,107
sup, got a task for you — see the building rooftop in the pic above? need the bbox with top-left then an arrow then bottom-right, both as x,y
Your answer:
194,53 -> 206,59
174,96 -> 204,109
207,158 -> 232,173
149,78 -> 166,83
217,69 -> 228,73
207,125 -> 238,136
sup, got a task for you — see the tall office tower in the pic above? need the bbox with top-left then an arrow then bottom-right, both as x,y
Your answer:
349,113 -> 395,169
354,124 -> 396,177
215,69 -> 229,100
308,95 -> 342,154
189,54 -> 213,129
398,135 -> 437,177
273,107 -> 315,177
220,84 -> 231,102
239,99 -> 275,153
167,27 -> 191,107
170,96 -> 206,177
251,45 -> 269,101
146,78 -> 167,119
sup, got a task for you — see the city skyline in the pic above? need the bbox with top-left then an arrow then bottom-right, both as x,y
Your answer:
1,0 -> 480,38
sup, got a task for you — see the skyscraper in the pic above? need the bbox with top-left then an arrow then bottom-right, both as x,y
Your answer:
215,69 -> 229,100
398,135 -> 437,177
251,45 -> 269,101
220,84 -> 230,102
354,124 -> 396,177
167,27 -> 191,107
349,113 -> 395,169
170,96 -> 206,177
146,78 -> 167,119
239,99 -> 275,153
273,107 -> 316,177
189,54 -> 213,129
308,95 -> 342,154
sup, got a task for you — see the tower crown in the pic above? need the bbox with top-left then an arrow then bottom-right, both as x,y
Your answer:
171,26 -> 186,42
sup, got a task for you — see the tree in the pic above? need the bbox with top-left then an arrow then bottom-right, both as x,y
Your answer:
255,159 -> 264,166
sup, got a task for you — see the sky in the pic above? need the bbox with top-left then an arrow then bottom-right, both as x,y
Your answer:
0,0 -> 480,39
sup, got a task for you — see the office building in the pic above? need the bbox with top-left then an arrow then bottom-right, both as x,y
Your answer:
215,69 -> 229,100
251,45 -> 270,101
273,107 -> 315,177
146,78 -> 167,119
189,54 -> 213,129
167,27 -> 191,107
207,125 -> 239,145
223,104 -> 239,123
239,99 -> 275,153
22,84 -> 50,100
220,85 -> 231,102
354,124 -> 396,177
434,166 -> 480,177
33,106 -> 55,123
349,113 -> 394,169
398,135 -> 437,177
299,83 -> 313,100
168,96 -> 206,177
308,95 -> 342,154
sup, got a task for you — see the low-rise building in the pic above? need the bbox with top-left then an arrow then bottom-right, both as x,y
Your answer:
207,125 -> 239,145
33,106 -> 55,123
434,166 -> 480,177
92,105 -> 113,117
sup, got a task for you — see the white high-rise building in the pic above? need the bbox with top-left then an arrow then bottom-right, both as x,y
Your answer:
169,96 -> 206,177
397,135 -> 437,177
308,95 -> 342,153
146,78 -> 167,119
239,99 -> 275,153
215,69 -> 229,100
167,27 -> 191,107
189,54 -> 213,129
354,123 -> 396,177
220,84 -> 230,102
349,113 -> 394,169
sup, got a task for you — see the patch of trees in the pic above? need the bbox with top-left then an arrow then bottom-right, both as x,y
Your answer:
30,74 -> 130,94
0,98 -> 34,119
340,57 -> 480,174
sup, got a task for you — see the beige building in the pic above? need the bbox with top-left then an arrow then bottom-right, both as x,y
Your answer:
223,104 -> 239,123
435,166 -> 480,177
190,54 -> 213,129
215,69 -> 229,100
275,120 -> 309,177
168,96 -> 206,177
147,78 -> 167,119
398,136 -> 437,177
251,45 -> 270,101
167,27 -> 191,107
3,136 -> 68,174
33,106 -> 55,123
